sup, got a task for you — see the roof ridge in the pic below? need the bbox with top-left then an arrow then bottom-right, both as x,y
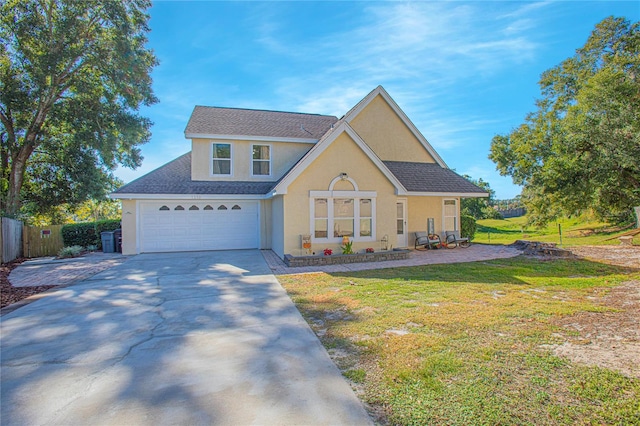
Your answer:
193,105 -> 337,118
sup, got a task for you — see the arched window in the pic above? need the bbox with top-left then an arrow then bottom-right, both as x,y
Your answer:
232,205 -> 241,210
204,205 -> 213,210
159,205 -> 170,211
174,205 -> 185,211
189,205 -> 199,210
218,205 -> 228,210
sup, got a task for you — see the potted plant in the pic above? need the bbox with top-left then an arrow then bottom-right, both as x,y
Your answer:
341,237 -> 354,255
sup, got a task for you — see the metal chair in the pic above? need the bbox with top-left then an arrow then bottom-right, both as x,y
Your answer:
443,231 -> 470,249
415,232 -> 441,250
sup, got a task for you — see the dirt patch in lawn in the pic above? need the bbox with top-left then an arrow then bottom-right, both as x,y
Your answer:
546,245 -> 640,378
567,245 -> 640,269
550,279 -> 639,378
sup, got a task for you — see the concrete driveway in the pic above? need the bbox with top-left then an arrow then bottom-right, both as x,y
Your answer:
0,250 -> 372,425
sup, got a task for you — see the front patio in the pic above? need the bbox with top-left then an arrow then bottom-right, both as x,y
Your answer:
262,244 -> 522,275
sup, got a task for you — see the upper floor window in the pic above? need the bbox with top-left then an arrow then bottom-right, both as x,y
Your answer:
212,143 -> 232,175
252,144 -> 271,176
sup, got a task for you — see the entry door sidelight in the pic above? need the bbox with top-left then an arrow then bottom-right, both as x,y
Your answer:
396,200 -> 408,248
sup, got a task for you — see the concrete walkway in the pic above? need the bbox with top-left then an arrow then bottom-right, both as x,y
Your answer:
1,250 -> 372,425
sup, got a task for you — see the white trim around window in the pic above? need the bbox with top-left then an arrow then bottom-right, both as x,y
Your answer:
310,193 -> 377,243
211,142 -> 233,177
251,144 -> 272,177
443,198 -> 458,232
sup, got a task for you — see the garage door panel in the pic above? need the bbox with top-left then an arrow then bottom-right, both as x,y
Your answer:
139,201 -> 259,253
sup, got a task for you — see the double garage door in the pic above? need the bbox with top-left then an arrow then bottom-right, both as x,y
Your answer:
139,201 -> 259,253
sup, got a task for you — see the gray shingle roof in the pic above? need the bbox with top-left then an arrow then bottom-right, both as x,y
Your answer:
383,161 -> 488,194
113,152 -> 277,195
185,106 -> 338,140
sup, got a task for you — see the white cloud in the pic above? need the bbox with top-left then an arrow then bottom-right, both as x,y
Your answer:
254,1 -> 545,117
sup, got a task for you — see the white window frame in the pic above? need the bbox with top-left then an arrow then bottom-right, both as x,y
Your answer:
443,198 -> 458,232
310,191 -> 377,243
251,144 -> 272,177
211,142 -> 233,177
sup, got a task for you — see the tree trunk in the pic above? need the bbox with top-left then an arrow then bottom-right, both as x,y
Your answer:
0,132 -> 8,213
4,93 -> 55,216
5,144 -> 35,216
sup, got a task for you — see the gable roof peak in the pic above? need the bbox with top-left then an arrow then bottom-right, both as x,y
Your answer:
342,85 -> 448,168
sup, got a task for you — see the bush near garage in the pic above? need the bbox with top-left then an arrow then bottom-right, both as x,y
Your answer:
61,219 -> 121,249
460,215 -> 477,241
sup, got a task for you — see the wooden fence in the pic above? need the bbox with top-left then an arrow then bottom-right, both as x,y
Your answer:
23,225 -> 64,258
1,217 -> 23,263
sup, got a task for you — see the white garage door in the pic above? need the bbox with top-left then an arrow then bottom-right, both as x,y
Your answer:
139,201 -> 259,253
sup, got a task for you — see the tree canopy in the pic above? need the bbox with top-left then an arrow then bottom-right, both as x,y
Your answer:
0,0 -> 158,217
489,17 -> 639,226
460,176 -> 501,220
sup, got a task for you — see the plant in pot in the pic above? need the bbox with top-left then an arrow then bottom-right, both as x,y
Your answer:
341,236 -> 354,255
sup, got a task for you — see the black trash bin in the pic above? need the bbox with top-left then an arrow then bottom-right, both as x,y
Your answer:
113,229 -> 122,253
101,231 -> 115,253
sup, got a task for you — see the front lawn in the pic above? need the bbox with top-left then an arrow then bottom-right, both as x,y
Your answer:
278,257 -> 640,425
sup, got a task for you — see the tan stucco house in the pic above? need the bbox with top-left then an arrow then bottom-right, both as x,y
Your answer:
111,86 -> 487,258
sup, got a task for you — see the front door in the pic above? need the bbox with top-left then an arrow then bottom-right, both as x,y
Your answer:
396,200 -> 408,248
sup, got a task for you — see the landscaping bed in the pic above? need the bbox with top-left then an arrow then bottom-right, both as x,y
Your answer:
0,259 -> 56,309
284,249 -> 409,267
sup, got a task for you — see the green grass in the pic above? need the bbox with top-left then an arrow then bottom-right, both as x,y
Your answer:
279,257 -> 640,425
474,215 -> 633,246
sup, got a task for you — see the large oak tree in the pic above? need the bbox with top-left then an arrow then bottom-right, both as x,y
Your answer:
489,17 -> 639,226
0,0 -> 157,217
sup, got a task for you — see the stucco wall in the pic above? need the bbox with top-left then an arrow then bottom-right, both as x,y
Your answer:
283,131 -> 398,256
349,94 -> 435,164
191,138 -> 314,181
120,199 -> 138,255
406,196 -> 461,246
271,196 -> 285,258
260,199 -> 272,250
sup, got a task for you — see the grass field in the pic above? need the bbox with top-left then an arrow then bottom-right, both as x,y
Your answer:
279,257 -> 640,425
474,215 -> 635,246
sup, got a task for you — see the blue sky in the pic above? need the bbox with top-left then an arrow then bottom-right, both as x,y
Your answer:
116,1 -> 640,199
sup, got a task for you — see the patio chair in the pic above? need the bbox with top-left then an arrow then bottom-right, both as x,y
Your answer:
415,232 -> 441,250
443,231 -> 470,249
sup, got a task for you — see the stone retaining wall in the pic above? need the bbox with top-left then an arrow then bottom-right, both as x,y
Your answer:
511,240 -> 575,257
284,249 -> 410,267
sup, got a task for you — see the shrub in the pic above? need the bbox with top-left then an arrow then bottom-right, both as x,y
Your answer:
460,215 -> 477,241
95,219 -> 121,235
482,206 -> 504,220
61,219 -> 121,249
61,223 -> 97,248
58,245 -> 83,259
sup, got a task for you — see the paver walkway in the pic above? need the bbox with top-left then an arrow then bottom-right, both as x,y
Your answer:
9,252 -> 128,288
263,243 -> 522,275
